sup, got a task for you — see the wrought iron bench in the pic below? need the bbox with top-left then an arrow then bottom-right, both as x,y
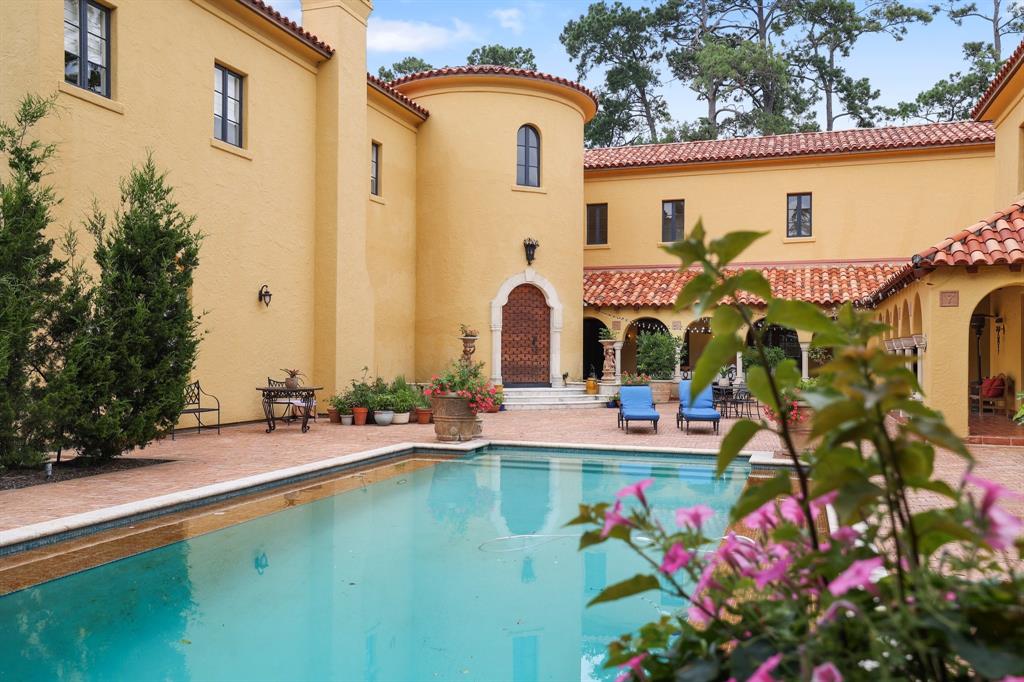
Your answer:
173,380 -> 221,439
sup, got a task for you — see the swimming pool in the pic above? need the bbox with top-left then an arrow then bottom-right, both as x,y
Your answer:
0,446 -> 749,682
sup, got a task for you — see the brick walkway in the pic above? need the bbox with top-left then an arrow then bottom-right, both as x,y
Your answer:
1,404 -> 1020,532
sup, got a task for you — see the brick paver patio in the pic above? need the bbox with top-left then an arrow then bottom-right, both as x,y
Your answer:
1,404 -> 1021,532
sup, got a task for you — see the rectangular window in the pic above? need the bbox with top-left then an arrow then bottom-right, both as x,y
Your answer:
661,199 -> 684,243
586,203 -> 608,245
213,65 -> 243,147
370,142 -> 381,196
787,193 -> 812,238
64,0 -> 110,97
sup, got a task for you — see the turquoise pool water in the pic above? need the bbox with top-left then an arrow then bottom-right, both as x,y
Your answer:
0,447 -> 748,682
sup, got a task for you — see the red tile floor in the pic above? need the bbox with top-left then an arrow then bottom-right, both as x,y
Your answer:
1,404 -> 1021,532
968,413 -> 1024,446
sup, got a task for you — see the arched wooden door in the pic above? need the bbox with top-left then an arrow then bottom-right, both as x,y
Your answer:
502,284 -> 550,386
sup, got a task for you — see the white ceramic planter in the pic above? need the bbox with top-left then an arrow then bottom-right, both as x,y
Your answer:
393,411 -> 411,424
374,410 -> 395,426
340,414 -> 353,425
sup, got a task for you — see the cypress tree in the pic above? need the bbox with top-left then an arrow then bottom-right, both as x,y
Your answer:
73,156 -> 203,458
0,94 -> 63,467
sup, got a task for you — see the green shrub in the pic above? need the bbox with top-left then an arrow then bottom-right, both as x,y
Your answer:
742,344 -> 786,370
636,332 -> 677,380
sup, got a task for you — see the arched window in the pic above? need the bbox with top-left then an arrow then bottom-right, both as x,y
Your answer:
516,125 -> 540,187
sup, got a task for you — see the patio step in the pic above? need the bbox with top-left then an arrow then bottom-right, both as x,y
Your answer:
502,387 -> 611,411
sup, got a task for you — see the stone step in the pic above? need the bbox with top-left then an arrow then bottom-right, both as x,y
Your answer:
503,399 -> 612,411
502,387 -> 591,397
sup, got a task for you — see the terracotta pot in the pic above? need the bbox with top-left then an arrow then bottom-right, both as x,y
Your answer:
327,407 -> 341,424
415,407 -> 433,425
352,406 -> 369,426
431,394 -> 479,442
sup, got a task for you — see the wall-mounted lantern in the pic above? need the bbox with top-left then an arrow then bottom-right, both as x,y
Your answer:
258,284 -> 273,307
523,238 -> 539,266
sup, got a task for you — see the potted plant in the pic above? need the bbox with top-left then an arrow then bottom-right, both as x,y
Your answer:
621,372 -> 651,386
391,390 -> 417,424
425,360 -> 496,442
597,327 -> 618,379
347,377 -> 375,426
488,390 -> 504,413
372,391 -> 396,426
715,366 -> 731,387
281,368 -> 304,389
606,392 -> 620,408
415,390 -> 433,424
637,331 -> 677,402
459,323 -> 479,364
327,393 -> 345,423
763,381 -> 814,457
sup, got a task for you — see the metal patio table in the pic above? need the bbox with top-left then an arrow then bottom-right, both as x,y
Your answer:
256,385 -> 322,433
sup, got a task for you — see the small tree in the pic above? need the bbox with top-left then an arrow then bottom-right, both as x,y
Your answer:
466,44 -> 538,70
70,156 -> 203,458
636,331 -> 678,379
0,94 -> 63,467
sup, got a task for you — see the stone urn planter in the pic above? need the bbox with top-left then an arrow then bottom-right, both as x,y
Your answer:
431,394 -> 479,442
460,335 -> 478,364
649,379 -> 673,404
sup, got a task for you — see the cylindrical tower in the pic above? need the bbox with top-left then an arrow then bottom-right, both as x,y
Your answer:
393,66 -> 597,386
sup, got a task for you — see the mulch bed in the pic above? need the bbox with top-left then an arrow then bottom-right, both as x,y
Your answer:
0,457 -> 174,491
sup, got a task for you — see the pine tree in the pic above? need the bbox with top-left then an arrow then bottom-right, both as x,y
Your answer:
0,94 -> 63,467
72,156 -> 203,458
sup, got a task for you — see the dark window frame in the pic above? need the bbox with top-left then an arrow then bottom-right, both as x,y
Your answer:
661,199 -> 685,243
586,203 -> 608,245
516,124 -> 541,187
786,192 -> 813,238
64,0 -> 111,98
370,141 -> 381,196
213,64 -> 244,148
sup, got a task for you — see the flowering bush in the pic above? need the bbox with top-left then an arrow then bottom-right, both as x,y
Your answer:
424,360 -> 497,414
571,221 -> 1024,681
622,372 -> 652,386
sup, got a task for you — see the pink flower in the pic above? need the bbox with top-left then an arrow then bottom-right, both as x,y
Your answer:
617,478 -> 654,508
780,497 -> 805,525
944,591 -> 957,602
828,557 -> 883,596
749,653 -> 783,682
965,473 -> 1022,515
744,501 -> 778,532
660,543 -> 693,574
754,549 -> 793,589
687,594 -> 717,626
817,599 -> 858,625
811,662 -> 843,682
830,526 -> 859,546
614,654 -> 648,682
676,504 -> 714,529
601,500 -> 634,539
986,506 -> 1023,550
810,491 -> 838,517
999,677 -> 1024,682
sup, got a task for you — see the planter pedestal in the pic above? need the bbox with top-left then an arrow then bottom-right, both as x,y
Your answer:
431,394 -> 479,442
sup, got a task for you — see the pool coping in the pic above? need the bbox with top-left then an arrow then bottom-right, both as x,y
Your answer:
0,440 -> 782,556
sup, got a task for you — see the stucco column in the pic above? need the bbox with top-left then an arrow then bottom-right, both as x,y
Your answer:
735,351 -> 745,383
490,322 -> 502,385
614,341 -> 623,383
799,341 -> 811,379
913,334 -> 927,390
673,344 -> 682,381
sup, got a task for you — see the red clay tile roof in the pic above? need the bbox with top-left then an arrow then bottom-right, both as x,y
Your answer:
367,73 -> 430,118
389,65 -> 598,108
236,0 -> 334,57
867,198 -> 1024,304
584,121 -> 994,170
972,39 -> 1024,119
583,262 -> 906,308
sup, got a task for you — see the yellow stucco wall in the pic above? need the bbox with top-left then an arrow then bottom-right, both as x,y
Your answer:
0,0 -> 324,424
366,91 -> 421,381
400,76 -> 591,384
989,68 -> 1024,205
583,149 -> 994,267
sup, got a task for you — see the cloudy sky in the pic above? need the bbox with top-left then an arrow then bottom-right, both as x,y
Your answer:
269,0 -> 1018,130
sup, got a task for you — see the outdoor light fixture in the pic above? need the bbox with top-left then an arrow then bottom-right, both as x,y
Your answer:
523,238 -> 539,265
995,315 -> 1005,353
258,284 -> 273,307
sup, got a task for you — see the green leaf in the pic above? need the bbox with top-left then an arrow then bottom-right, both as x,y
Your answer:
727,270 -> 772,301
587,573 -> 661,606
947,629 -> 1024,678
710,305 -> 743,337
766,299 -> 834,334
810,400 -> 864,439
744,365 -> 777,410
692,333 -> 742,400
676,272 -> 716,310
729,471 -> 792,522
904,417 -> 971,459
718,420 -> 762,476
578,529 -> 608,550
710,231 -> 768,266
676,659 -> 720,682
774,359 -> 800,391
894,441 -> 934,480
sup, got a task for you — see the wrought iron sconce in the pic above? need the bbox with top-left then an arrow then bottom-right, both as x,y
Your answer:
258,284 -> 273,307
995,315 -> 1004,353
523,238 -> 539,266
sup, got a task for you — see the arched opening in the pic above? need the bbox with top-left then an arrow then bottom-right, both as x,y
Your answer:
900,301 -> 912,338
746,319 -> 800,367
501,283 -> 551,386
682,317 -> 713,376
583,317 -> 609,379
912,294 -> 923,335
967,283 -> 1023,439
621,317 -> 669,375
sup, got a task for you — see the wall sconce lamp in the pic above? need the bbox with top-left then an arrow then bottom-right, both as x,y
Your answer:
995,315 -> 1004,353
523,238 -> 539,266
258,284 -> 273,307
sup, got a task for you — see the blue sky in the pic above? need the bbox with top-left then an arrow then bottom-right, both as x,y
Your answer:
270,0 -> 1020,130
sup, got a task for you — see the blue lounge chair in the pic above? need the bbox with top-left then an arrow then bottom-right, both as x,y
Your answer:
618,385 -> 660,433
677,380 -> 721,434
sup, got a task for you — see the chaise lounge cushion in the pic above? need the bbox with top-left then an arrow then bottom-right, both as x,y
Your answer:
622,406 -> 660,420
682,407 -> 720,419
620,386 -> 660,423
678,381 -> 721,420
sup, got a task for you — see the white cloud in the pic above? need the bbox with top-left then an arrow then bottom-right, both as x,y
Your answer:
491,8 -> 524,34
367,18 -> 476,53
